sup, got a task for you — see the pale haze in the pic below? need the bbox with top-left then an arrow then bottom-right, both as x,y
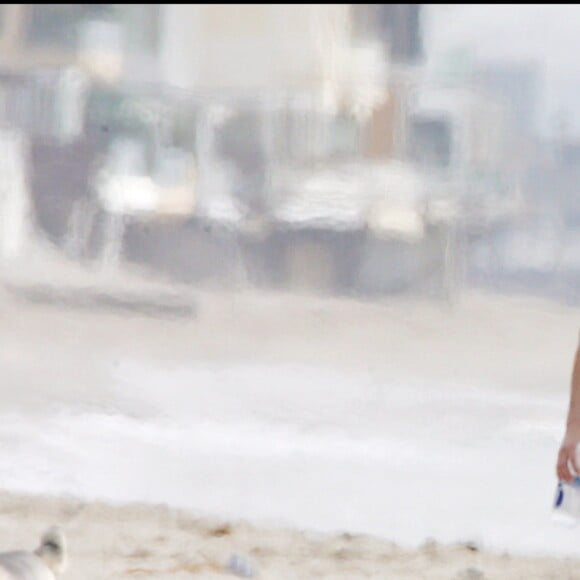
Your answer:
0,5 -> 579,579
426,4 -> 580,137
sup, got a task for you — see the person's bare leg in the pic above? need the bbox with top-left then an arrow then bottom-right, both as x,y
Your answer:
557,343 -> 580,482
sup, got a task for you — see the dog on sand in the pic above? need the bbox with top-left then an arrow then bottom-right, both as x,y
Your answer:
0,527 -> 67,580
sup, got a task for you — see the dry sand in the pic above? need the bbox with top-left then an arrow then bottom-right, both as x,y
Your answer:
1,492 -> 579,579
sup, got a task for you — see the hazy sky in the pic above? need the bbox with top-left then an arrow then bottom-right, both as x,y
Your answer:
424,4 -> 580,138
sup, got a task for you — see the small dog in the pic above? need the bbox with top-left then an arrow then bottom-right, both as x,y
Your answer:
0,527 -> 67,579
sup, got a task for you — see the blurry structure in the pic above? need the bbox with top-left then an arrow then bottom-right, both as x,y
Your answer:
0,3 -> 551,300
0,5 -> 159,80
352,4 -> 423,160
140,4 -> 452,296
159,5 -> 391,217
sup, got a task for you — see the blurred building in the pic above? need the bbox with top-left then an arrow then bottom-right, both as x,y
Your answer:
0,3 -> 462,299
158,4 -> 393,217
0,4 -> 160,83
0,4 -> 421,218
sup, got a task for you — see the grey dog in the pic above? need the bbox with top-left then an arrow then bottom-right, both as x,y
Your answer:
0,528 -> 67,580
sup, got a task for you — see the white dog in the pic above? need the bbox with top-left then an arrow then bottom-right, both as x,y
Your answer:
0,527 -> 67,580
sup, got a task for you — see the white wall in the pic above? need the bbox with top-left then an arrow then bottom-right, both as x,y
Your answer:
0,130 -> 31,261
160,5 -> 355,95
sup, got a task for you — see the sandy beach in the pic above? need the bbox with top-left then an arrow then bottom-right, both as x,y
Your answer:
1,491 -> 579,579
0,253 -> 579,577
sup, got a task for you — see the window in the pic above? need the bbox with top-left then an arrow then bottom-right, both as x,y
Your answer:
409,117 -> 452,168
26,4 -> 118,50
26,4 -> 81,49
